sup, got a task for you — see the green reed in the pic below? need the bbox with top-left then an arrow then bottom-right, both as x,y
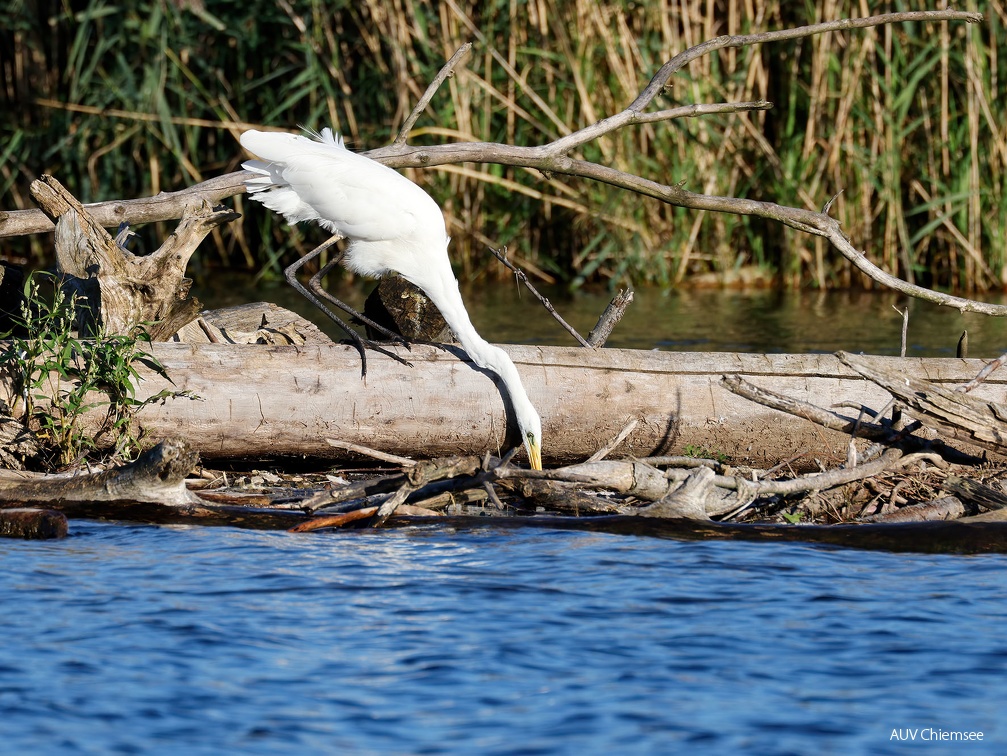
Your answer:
0,0 -> 1003,293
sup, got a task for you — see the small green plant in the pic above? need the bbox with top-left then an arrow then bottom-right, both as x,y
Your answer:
780,510 -> 804,524
1,272 -> 179,468
683,444 -> 729,464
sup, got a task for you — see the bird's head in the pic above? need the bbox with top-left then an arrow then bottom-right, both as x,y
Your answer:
524,428 -> 543,471
515,401 -> 543,471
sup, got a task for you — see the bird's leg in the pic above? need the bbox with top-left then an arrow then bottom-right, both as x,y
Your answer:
307,259 -> 413,347
284,237 -> 411,376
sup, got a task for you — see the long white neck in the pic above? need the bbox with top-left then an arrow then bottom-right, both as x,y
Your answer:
422,273 -> 514,376
404,267 -> 538,430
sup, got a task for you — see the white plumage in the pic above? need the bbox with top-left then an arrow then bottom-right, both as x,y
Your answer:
240,127 -> 543,469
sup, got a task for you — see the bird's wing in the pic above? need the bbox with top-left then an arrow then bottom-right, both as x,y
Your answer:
240,129 -> 443,243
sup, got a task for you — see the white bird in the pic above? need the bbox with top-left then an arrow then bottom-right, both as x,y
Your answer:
239,127 -> 543,470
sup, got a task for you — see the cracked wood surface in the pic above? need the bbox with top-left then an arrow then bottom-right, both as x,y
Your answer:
4,344 -> 1003,466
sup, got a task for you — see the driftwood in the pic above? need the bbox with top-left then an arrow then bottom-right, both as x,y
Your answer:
2,432 -> 1006,552
5,340 -> 1007,467
0,437 -> 200,507
837,351 -> 1007,454
861,496 -> 966,523
0,401 -> 40,467
28,175 -> 238,340
171,301 -> 333,346
3,10 -> 1006,545
943,476 -> 1007,513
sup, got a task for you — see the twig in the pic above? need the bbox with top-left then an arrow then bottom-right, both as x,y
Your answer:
720,374 -> 895,441
289,506 -> 378,533
371,480 -> 419,527
587,289 -> 634,347
713,448 -> 906,498
325,439 -> 416,467
586,419 -> 638,463
488,246 -> 591,347
482,482 -> 506,510
958,351 -> 1007,393
394,43 -> 472,146
892,305 -> 908,357
301,470 -> 410,513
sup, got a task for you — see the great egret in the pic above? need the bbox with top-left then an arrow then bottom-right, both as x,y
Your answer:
239,127 -> 543,470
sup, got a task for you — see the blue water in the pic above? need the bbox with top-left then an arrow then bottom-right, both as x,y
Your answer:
2,521 -> 1004,754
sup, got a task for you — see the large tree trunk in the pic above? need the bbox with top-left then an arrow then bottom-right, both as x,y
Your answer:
3,342 -> 1002,466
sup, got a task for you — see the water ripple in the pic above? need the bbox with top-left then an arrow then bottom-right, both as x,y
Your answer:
1,522 -> 1004,753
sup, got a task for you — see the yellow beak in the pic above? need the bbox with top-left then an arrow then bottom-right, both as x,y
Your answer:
527,439 -> 543,471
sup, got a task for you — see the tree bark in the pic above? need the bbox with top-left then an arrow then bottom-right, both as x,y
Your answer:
28,175 -> 238,339
0,437 -> 200,507
3,343 -> 1003,466
0,508 -> 68,539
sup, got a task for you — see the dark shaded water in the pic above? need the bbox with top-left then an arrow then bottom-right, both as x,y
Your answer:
3,521 -> 1005,754
196,274 -> 1007,358
6,283 -> 1007,753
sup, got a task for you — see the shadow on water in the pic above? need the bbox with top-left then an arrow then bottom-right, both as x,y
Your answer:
194,272 -> 1007,358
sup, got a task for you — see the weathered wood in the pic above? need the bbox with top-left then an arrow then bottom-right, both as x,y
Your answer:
0,401 -> 39,469
171,302 -> 333,345
862,496 -> 966,523
0,437 -> 200,507
588,289 -> 634,347
838,351 -> 1007,453
363,277 -> 451,342
29,175 -> 237,339
4,345 -> 1005,466
0,507 -> 68,539
635,465 -> 715,520
943,476 -> 1007,511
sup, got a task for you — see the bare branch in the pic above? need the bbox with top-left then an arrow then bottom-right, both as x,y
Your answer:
546,100 -> 772,156
587,289 -> 633,347
958,351 -> 1007,394
630,10 -> 981,112
394,43 -> 472,146
487,246 -> 591,347
2,171 -> 247,238
325,439 -> 416,467
586,419 -> 639,463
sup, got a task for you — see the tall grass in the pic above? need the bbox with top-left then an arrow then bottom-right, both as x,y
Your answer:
1,0 -> 1004,293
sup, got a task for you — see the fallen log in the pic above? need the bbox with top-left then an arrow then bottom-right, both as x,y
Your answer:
0,437 -> 200,507
3,344 -> 1006,466
0,507 -> 68,539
